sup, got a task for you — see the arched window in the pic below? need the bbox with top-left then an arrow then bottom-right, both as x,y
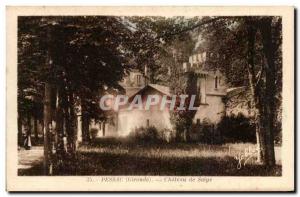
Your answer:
215,76 -> 218,89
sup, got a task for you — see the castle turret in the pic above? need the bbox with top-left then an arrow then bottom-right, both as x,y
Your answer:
182,52 -> 208,105
188,52 -> 207,69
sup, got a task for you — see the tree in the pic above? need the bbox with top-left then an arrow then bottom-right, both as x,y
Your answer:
18,16 -> 138,174
196,16 -> 282,166
254,17 -> 280,166
127,17 -> 200,141
153,16 -> 281,165
166,40 -> 199,142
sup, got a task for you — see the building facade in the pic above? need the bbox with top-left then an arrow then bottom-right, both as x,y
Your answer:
20,51 -> 248,143
85,52 -> 235,139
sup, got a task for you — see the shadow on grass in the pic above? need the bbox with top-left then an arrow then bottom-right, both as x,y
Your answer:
18,163 -> 44,176
18,138 -> 282,176
19,152 -> 282,176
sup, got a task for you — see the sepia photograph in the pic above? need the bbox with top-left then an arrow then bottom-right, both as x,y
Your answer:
6,6 -> 294,191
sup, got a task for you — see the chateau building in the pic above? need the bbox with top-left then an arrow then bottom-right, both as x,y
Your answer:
77,51 -> 249,140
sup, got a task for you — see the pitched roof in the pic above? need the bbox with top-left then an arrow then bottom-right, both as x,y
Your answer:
128,84 -> 171,100
125,87 -> 143,97
148,84 -> 171,96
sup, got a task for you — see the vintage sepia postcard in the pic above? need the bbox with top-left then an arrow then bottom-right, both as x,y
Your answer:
6,6 -> 294,191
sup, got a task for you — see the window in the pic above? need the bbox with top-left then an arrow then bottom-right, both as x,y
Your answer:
196,119 -> 200,125
146,119 -> 150,127
215,76 -> 218,89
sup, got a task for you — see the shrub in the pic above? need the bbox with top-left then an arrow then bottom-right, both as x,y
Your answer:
201,118 -> 214,143
127,126 -> 160,143
158,128 -> 175,143
90,128 -> 99,140
127,126 -> 176,143
217,113 -> 256,143
190,118 -> 221,144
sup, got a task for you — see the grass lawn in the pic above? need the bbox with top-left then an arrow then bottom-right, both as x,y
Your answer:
18,138 -> 282,176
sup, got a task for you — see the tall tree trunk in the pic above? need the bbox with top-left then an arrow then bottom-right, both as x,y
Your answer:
64,101 -> 71,153
81,104 -> 90,143
43,83 -> 53,175
18,114 -> 23,147
61,91 -> 77,174
246,21 -> 263,162
25,115 -> 32,149
246,18 -> 276,167
258,17 -> 276,166
102,122 -> 106,137
55,89 -> 65,174
34,116 -> 38,142
65,92 -> 77,155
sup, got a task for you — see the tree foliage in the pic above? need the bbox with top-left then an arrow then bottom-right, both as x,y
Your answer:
18,15 -> 282,171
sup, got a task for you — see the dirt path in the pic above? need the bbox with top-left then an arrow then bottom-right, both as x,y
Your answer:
18,146 -> 43,170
